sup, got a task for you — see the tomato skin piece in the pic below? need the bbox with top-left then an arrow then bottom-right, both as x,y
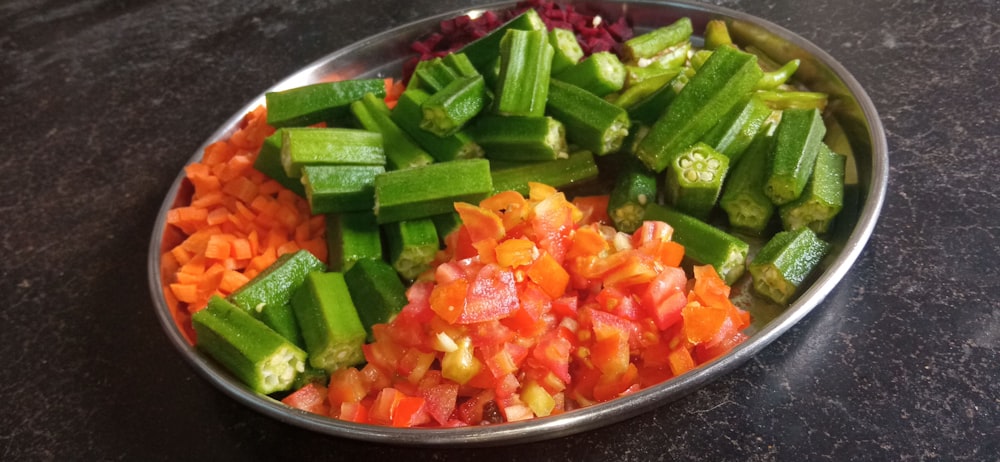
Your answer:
455,202 -> 505,242
571,194 -> 611,226
641,266 -> 688,330
420,382 -> 459,426
429,278 -> 468,324
327,368 -> 368,409
526,251 -> 571,299
281,383 -> 330,416
455,263 -> 520,324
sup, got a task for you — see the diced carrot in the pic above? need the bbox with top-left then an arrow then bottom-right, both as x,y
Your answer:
219,269 -> 250,293
277,240 -> 300,256
384,77 -> 405,110
202,141 -> 236,166
170,283 -> 200,304
258,179 -> 284,196
222,175 -> 259,204
297,237 -> 328,263
231,237 -> 252,260
204,234 -> 233,260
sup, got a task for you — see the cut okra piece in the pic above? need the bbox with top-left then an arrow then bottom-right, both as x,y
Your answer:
607,157 -> 658,233
472,114 -> 568,162
326,211 -> 383,272
623,62 -> 682,89
665,142 -> 730,219
421,74 -> 487,137
391,89 -> 484,162
644,203 -> 749,284
443,52 -> 481,79
553,51 -> 626,97
193,296 -> 307,395
700,95 -> 774,164
489,150 -> 599,196
350,92 -> 434,170
265,78 -> 386,128
749,227 -> 831,304
227,249 -> 326,344
765,108 -> 827,205
613,72 -> 676,111
292,365 -> 330,390
719,130 -> 778,234
622,18 -> 693,63
459,9 -> 547,76
301,164 -> 384,214
409,57 -> 460,93
253,129 -> 306,197
343,258 -> 409,341
384,218 -> 440,280
548,27 -> 584,74
290,272 -> 367,373
626,72 -> 686,126
493,28 -> 554,117
636,46 -> 763,172
374,158 -> 493,223
280,127 -> 385,178
779,143 -> 846,233
546,79 -> 630,156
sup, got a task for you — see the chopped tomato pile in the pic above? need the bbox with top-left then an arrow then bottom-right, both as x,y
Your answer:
282,184 -> 750,426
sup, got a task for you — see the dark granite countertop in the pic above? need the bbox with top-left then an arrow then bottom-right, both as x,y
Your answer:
2,0 -> 997,460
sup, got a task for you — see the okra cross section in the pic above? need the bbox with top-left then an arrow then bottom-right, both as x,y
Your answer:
373,158 -> 493,223
193,296 -> 307,395
749,227 -> 831,304
665,142 -> 730,219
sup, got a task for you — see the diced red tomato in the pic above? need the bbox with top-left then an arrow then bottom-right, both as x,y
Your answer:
292,187 -> 751,428
281,383 -> 329,416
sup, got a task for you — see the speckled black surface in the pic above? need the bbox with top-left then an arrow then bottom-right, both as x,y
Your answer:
2,0 -> 998,460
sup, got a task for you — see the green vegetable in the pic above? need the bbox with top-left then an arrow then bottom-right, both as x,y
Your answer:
253,129 -> 306,197
625,73 -> 685,126
326,211 -> 383,272
765,107 -> 826,205
546,79 -> 630,155
719,130 -> 778,234
749,227 -> 830,304
390,89 -> 484,162
409,57 -> 457,93
756,59 -> 801,90
280,127 -> 385,178
779,143 -> 846,233
301,164 -> 384,214
703,20 -> 733,50
265,78 -> 386,128
472,114 -> 568,162
343,258 -> 409,341
622,61 -> 683,89
607,157 -> 658,233
493,29 -> 554,117
458,9 -> 547,76
665,142 -> 730,219
350,92 -> 434,170
385,218 -> 440,280
644,204 -> 749,284
226,249 -> 325,345
622,17 -> 693,63
421,75 -> 488,137
756,90 -> 828,111
635,46 -> 763,172
489,150 -> 599,196
193,295 -> 307,394
548,27 -> 584,74
553,51 -> 626,97
700,95 -> 774,164
374,158 -> 493,223
290,271 -> 367,372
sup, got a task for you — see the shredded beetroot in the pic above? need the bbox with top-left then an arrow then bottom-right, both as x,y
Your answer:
404,0 -> 634,82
